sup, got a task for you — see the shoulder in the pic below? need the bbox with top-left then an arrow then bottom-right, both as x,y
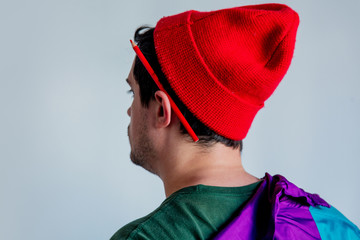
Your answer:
110,183 -> 259,240
110,217 -> 147,240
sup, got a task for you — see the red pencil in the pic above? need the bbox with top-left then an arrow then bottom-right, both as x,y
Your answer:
130,40 -> 199,142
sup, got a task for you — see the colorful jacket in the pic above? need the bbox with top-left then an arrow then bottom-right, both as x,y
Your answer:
215,174 -> 360,239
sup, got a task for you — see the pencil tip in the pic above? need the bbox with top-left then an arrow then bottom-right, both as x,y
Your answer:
130,39 -> 136,47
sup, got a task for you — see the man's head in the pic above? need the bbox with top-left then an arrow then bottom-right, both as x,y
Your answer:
127,4 -> 299,167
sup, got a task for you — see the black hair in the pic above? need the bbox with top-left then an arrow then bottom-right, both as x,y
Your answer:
133,26 -> 243,151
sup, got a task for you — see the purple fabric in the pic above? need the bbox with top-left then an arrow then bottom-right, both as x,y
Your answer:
214,173 -> 330,240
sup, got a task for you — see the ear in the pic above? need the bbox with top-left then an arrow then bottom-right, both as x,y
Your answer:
153,90 -> 172,128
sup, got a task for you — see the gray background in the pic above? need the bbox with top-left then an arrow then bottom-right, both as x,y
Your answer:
0,0 -> 359,239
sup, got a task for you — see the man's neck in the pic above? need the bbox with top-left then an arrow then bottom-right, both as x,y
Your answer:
156,142 -> 259,197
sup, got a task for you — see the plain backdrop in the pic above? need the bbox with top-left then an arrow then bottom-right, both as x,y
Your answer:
0,0 -> 359,239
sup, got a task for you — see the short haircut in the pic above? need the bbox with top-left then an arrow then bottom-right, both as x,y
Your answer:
133,26 -> 243,151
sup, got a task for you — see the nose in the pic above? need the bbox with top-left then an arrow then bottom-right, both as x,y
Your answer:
127,107 -> 131,117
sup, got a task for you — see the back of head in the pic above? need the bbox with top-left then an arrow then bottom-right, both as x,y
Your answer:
133,3 -> 299,148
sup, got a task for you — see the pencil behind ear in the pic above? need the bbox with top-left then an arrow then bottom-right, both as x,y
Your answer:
154,90 -> 172,128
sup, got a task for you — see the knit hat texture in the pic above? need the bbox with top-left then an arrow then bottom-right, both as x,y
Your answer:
154,4 -> 299,140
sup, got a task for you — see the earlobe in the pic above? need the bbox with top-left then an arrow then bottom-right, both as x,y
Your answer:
154,91 -> 172,128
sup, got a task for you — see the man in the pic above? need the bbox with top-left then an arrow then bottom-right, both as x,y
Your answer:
111,4 -> 360,239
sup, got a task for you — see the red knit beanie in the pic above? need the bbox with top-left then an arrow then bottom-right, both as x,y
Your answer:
153,4 -> 299,140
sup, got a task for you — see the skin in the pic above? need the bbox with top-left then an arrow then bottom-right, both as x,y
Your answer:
126,59 -> 259,197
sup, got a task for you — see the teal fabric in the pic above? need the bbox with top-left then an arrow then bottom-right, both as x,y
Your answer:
310,205 -> 360,239
110,182 -> 261,240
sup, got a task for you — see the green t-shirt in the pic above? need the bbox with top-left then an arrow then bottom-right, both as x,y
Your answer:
110,181 -> 261,240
